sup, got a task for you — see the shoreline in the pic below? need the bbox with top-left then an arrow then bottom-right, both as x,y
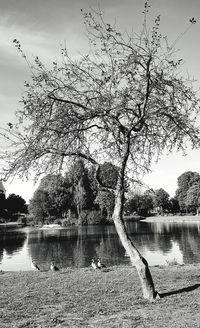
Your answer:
1,215 -> 200,229
144,215 -> 200,223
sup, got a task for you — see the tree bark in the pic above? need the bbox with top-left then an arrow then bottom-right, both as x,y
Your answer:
112,183 -> 159,301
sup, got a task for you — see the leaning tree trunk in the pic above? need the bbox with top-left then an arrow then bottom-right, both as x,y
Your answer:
112,183 -> 159,301
95,132 -> 159,300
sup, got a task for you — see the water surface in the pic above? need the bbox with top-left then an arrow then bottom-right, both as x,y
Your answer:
0,220 -> 200,271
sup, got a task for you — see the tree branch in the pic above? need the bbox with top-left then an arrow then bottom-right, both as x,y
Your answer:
48,95 -> 92,112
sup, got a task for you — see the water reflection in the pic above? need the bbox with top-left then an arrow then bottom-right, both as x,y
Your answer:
0,227 -> 27,270
26,225 -> 126,270
131,222 -> 200,265
0,221 -> 200,271
0,228 -> 26,257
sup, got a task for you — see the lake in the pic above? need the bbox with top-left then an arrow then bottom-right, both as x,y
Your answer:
0,219 -> 200,271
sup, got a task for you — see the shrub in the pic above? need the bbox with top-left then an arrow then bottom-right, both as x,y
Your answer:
44,216 -> 57,224
25,214 -> 38,226
53,218 -> 62,225
61,216 -> 76,226
80,210 -> 105,225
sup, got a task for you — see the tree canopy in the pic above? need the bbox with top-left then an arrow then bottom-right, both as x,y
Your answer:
6,193 -> 27,214
1,4 -> 200,182
124,192 -> 154,216
29,174 -> 73,222
154,188 -> 170,213
176,171 -> 200,211
0,192 -> 27,222
186,181 -> 200,214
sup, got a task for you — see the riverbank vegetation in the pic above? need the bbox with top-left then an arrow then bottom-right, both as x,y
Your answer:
27,165 -> 200,227
2,165 -> 200,228
28,160 -> 118,226
1,167 -> 200,227
0,264 -> 200,328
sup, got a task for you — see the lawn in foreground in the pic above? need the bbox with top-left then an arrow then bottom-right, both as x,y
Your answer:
0,264 -> 200,328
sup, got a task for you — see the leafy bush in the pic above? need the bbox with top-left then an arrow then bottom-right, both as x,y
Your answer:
25,214 -> 41,226
53,218 -> 62,225
61,216 -> 77,226
80,210 -> 105,225
44,216 -> 57,224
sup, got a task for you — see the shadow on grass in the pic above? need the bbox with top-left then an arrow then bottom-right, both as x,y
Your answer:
160,283 -> 200,298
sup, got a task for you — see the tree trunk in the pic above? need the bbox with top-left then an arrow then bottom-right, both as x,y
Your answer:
112,185 -> 159,301
96,133 -> 159,300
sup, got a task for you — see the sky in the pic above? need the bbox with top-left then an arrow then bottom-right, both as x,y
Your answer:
1,0 -> 200,203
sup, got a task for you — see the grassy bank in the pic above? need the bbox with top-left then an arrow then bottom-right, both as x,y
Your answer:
0,264 -> 200,328
145,215 -> 200,223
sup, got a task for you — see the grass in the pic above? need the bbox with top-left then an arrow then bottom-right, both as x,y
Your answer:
0,264 -> 200,327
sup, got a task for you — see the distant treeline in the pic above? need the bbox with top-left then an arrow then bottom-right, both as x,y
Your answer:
27,160 -> 200,225
28,160 -> 118,226
1,166 -> 199,226
0,193 -> 27,222
125,171 -> 200,216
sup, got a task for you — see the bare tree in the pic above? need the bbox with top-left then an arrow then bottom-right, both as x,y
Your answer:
1,2 -> 200,300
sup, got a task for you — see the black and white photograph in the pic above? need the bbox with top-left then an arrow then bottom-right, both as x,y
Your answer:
0,0 -> 200,327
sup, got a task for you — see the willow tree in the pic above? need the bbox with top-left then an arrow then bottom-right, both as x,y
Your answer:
1,2 -> 200,300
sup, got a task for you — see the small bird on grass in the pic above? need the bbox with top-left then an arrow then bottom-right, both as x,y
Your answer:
50,262 -> 59,271
31,261 -> 40,271
97,258 -> 106,269
91,259 -> 98,270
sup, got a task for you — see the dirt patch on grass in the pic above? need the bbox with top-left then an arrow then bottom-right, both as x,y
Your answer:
0,264 -> 200,327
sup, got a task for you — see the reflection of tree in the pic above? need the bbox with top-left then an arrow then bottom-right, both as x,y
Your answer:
28,225 -> 126,268
27,230 -> 74,269
71,226 -> 110,268
178,225 -> 200,264
140,222 -> 200,264
27,222 -> 200,269
95,235 -> 126,266
163,223 -> 200,264
28,228 -> 102,269
0,229 -> 26,261
125,221 -> 200,264
126,222 -> 173,254
72,237 -> 84,268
